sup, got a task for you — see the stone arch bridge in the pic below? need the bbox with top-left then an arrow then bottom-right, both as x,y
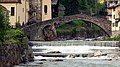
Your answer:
23,13 -> 111,41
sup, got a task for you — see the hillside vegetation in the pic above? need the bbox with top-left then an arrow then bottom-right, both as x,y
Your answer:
59,0 -> 106,16
56,20 -> 106,40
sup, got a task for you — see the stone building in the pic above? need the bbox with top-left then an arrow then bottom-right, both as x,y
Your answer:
0,0 -> 29,27
29,0 -> 52,21
106,0 -> 120,37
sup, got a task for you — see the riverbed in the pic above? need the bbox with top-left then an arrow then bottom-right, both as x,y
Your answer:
15,41 -> 120,67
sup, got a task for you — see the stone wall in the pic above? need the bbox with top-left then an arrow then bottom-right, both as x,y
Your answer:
23,21 -> 57,41
0,43 -> 33,67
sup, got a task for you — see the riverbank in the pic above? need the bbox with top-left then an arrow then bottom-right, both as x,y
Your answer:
0,43 -> 33,67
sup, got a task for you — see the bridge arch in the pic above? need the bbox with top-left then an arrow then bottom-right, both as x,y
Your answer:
53,14 -> 111,36
55,19 -> 110,37
23,13 -> 111,41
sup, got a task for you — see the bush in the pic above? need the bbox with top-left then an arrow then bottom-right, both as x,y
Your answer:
0,29 -> 25,44
56,20 -> 84,35
105,34 -> 120,41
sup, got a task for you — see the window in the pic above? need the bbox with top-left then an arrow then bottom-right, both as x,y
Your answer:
115,22 -> 118,27
11,7 -> 15,16
44,5 -> 47,14
23,8 -> 24,12
113,23 -> 115,27
113,8 -> 115,11
114,15 -> 115,19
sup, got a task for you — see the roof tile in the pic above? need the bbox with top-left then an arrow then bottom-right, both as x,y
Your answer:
0,0 -> 21,3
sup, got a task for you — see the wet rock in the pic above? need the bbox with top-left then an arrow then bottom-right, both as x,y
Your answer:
37,62 -> 43,64
0,43 -> 30,67
51,59 -> 63,62
40,59 -> 47,61
47,51 -> 61,53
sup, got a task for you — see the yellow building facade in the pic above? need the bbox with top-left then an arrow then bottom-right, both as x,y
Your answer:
0,0 -> 29,27
0,0 -> 52,27
42,0 -> 52,21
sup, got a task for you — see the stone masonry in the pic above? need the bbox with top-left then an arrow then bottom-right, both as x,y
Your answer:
23,13 -> 111,41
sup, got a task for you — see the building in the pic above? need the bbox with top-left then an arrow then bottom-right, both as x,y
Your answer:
29,0 -> 52,21
106,0 -> 120,37
0,0 -> 29,27
0,0 -> 55,27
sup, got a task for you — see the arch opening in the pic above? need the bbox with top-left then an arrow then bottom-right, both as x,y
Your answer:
56,20 -> 109,40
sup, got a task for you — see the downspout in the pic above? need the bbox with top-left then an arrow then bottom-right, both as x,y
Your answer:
16,3 -> 17,24
41,0 -> 43,21
25,0 -> 26,22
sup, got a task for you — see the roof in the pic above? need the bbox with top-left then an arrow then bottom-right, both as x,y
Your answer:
52,0 -> 58,5
106,0 -> 120,1
0,5 -> 8,11
0,0 -> 21,3
108,4 -> 120,9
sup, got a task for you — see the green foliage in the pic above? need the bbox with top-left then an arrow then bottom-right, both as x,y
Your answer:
105,34 -> 120,41
97,3 -> 106,15
4,29 -> 25,43
0,6 -> 10,42
15,22 -> 21,29
56,20 -> 102,38
59,0 -> 106,15
71,20 -> 85,26
60,0 -> 79,15
0,6 -> 25,45
0,28 -> 25,44
78,0 -> 89,10
58,12 -> 65,17
56,20 -> 85,35
91,24 -> 101,33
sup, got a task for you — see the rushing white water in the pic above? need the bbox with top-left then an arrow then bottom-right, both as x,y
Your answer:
32,45 -> 118,54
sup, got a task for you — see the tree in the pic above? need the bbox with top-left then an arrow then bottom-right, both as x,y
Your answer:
61,0 -> 79,15
60,0 -> 106,16
78,0 -> 89,10
0,5 -> 10,43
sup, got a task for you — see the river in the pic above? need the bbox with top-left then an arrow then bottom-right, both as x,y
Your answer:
15,40 -> 120,67
37,59 -> 120,67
